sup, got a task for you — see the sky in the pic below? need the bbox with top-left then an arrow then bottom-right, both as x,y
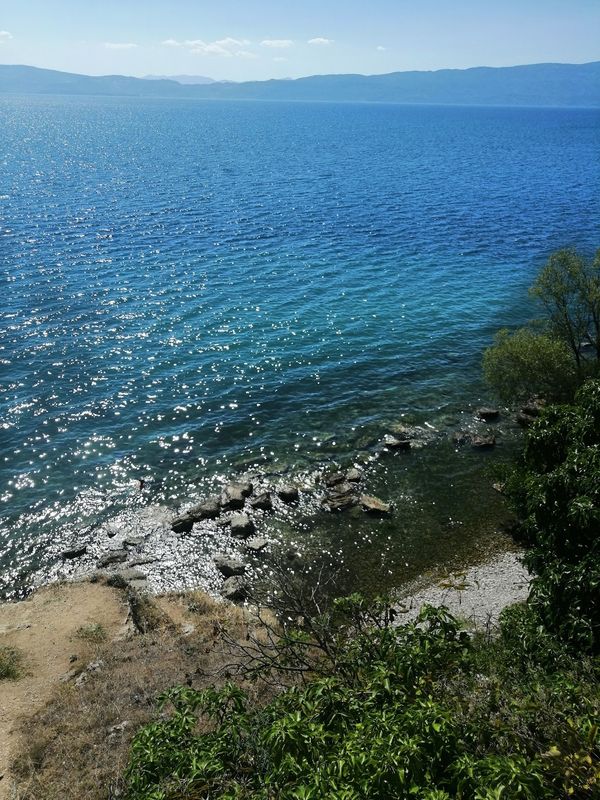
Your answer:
0,0 -> 599,81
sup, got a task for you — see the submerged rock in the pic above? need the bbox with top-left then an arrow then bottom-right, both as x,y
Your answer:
277,485 -> 299,503
477,407 -> 500,421
221,575 -> 249,602
230,512 -> 255,538
471,434 -> 496,449
249,492 -> 273,512
214,554 -> 246,578
360,494 -> 392,514
382,434 -> 411,450
245,537 -> 268,553
516,411 -> 536,428
452,431 -> 471,446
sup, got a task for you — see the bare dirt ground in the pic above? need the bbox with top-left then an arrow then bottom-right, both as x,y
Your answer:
0,581 -> 129,799
0,581 -> 267,800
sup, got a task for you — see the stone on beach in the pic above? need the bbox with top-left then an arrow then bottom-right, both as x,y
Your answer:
230,512 -> 255,538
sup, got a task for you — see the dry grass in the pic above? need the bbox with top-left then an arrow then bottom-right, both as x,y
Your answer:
10,590 -> 275,800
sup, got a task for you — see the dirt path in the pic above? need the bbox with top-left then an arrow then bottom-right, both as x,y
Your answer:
0,582 -> 128,799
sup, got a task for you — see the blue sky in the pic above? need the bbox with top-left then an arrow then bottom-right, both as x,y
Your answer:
1,0 -> 599,80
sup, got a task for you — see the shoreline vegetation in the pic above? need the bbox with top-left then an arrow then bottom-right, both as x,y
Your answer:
1,247 -> 599,797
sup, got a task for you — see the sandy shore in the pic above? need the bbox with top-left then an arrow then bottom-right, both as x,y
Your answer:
396,549 -> 530,629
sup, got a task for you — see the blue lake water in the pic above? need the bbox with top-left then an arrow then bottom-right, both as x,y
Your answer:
1,95 -> 599,598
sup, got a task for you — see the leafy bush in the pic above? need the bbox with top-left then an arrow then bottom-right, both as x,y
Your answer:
482,327 -> 576,402
124,601 -> 599,800
483,247 -> 600,403
504,379 -> 600,652
530,248 -> 600,372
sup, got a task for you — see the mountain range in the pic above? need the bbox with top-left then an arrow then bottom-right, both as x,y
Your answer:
0,61 -> 599,107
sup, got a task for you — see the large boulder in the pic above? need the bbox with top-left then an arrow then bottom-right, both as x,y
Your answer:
230,512 -> 255,538
214,554 -> 246,578
323,471 -> 347,488
221,575 -> 249,602
277,485 -> 299,504
171,496 -> 221,532
221,482 -> 253,511
249,492 -> 273,512
477,407 -> 500,421
345,468 -> 363,483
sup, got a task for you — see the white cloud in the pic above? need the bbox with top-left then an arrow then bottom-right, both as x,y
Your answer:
104,42 -> 138,50
260,39 -> 293,48
376,45 -> 386,51
0,30 -> 13,43
273,56 -> 288,63
307,37 -> 333,46
162,37 -> 252,57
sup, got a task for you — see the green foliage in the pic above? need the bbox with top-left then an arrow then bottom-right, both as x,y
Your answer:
482,327 -> 576,402
124,600 -> 600,800
531,247 -> 600,370
0,644 -> 24,680
483,247 -> 600,403
504,379 -> 600,652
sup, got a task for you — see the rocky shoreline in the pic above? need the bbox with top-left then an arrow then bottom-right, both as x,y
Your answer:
5,398 -> 542,605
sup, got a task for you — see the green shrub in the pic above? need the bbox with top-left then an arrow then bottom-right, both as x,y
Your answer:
0,645 -> 24,680
482,327 -> 576,402
124,601 -> 599,800
504,379 -> 600,652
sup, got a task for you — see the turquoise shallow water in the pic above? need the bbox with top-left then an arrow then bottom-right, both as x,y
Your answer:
1,96 -> 599,598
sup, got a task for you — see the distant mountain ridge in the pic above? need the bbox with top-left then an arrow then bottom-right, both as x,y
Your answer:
1,61 -> 599,107
143,74 -> 217,85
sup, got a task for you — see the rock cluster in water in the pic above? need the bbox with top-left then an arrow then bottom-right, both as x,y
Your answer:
51,408 -> 532,605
